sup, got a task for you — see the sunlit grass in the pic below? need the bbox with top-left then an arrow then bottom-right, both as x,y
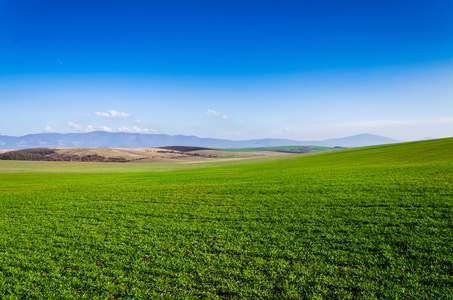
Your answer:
0,154 -> 294,174
0,138 -> 452,298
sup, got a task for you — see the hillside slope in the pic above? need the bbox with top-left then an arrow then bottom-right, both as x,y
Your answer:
297,137 -> 453,167
0,138 -> 451,298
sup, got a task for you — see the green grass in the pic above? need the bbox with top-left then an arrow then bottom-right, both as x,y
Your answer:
0,154 -> 294,174
211,145 -> 334,152
0,138 -> 452,298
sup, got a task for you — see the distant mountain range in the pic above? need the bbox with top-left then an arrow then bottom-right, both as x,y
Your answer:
0,132 -> 400,150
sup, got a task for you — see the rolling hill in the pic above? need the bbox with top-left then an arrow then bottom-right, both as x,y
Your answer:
0,138 -> 451,298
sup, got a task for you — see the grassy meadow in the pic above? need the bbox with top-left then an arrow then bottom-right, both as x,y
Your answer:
0,138 -> 452,298
212,145 -> 334,152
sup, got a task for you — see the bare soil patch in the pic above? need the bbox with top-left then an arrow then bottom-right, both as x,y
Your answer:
0,147 -> 290,163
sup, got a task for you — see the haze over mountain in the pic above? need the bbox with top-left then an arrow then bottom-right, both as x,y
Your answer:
0,132 -> 400,150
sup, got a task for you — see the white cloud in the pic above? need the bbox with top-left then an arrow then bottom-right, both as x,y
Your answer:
93,111 -> 110,118
68,122 -> 84,132
68,122 -> 112,133
43,126 -> 64,133
68,122 -> 157,134
118,125 -> 156,134
94,110 -> 132,119
205,109 -> 231,120
132,119 -> 149,124
205,109 -> 219,116
87,125 -> 113,132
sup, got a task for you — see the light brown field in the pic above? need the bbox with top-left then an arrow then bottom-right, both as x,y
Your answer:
54,147 -> 289,163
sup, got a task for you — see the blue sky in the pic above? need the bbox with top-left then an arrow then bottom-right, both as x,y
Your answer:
1,0 -> 452,141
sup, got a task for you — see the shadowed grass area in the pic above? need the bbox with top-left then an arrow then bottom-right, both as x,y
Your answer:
0,138 -> 452,298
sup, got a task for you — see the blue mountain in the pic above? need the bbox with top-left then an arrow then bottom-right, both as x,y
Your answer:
0,132 -> 400,150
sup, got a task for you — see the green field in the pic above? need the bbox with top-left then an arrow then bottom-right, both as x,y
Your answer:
0,155 -> 294,174
212,145 -> 334,152
0,139 -> 452,298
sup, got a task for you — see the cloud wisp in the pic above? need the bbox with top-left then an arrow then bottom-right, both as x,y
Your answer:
68,122 -> 113,133
205,109 -> 219,116
43,126 -> 65,134
93,110 -> 132,119
205,109 -> 231,120
132,119 -> 149,124
118,125 -> 156,134
67,122 -> 156,134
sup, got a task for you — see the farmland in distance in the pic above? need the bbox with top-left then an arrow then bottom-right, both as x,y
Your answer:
0,138 -> 452,298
